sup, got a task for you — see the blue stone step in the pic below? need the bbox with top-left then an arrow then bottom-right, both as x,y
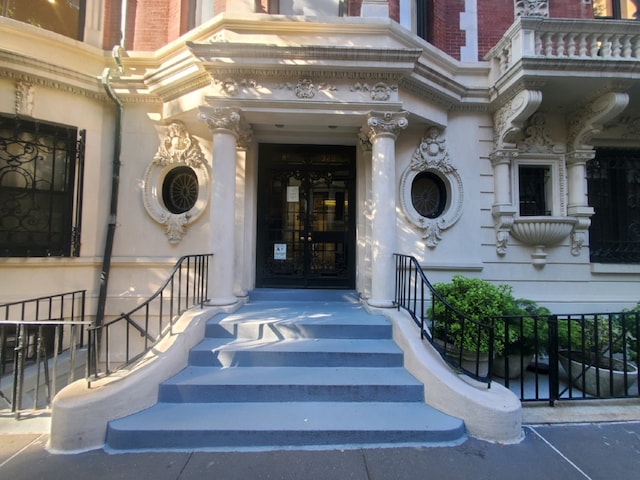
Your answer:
106,401 -> 465,451
204,309 -> 392,340
188,338 -> 404,367
158,366 -> 424,402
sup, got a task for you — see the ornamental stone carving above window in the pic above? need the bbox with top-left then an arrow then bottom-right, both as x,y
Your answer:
143,121 -> 210,244
400,127 -> 463,248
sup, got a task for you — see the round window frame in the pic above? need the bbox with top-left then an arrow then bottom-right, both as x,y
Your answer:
143,162 -> 210,237
399,160 -> 463,248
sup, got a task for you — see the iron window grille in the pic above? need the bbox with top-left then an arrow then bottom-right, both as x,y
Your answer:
587,148 -> 640,264
0,114 -> 85,257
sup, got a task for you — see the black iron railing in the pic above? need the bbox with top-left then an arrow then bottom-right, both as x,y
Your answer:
495,311 -> 640,404
87,254 -> 212,382
393,254 -> 494,385
0,290 -> 88,417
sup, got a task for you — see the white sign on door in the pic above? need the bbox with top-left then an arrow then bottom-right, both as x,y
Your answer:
274,243 -> 287,260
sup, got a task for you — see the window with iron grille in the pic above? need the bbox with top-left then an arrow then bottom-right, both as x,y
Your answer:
0,114 -> 84,257
587,148 -> 640,263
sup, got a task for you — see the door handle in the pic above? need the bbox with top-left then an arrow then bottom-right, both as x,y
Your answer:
299,233 -> 313,242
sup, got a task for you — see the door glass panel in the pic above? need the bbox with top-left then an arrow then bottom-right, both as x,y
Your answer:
257,145 -> 355,288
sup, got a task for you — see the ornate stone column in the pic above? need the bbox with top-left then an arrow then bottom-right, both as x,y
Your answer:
199,107 -> 242,305
490,149 -> 518,255
362,111 -> 408,308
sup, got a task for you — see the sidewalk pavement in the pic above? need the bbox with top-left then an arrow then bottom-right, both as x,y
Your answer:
1,410 -> 639,480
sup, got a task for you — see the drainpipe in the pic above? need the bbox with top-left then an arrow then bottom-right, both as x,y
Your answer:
95,1 -> 127,327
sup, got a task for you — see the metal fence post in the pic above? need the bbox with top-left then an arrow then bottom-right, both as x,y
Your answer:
548,315 -> 559,406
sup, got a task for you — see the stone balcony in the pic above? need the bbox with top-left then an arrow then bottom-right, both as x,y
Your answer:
485,17 -> 640,111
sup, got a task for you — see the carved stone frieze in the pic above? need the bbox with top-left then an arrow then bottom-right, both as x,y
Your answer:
520,112 -> 554,153
274,78 -> 338,98
15,81 -> 35,116
153,121 -> 205,167
400,127 -> 464,248
351,82 -> 398,101
515,0 -> 549,18
213,77 -> 261,97
143,121 -> 210,245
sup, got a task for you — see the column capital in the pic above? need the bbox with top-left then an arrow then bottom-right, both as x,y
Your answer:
363,111 -> 408,142
489,149 -> 518,166
198,107 -> 242,138
566,149 -> 596,166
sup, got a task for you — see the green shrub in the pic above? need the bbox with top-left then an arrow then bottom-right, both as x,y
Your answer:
430,275 -> 533,356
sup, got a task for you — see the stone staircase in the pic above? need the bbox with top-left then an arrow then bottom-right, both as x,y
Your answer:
105,290 -> 465,451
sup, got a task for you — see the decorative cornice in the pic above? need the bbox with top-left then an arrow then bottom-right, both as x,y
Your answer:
0,68 -> 104,103
189,42 -> 423,66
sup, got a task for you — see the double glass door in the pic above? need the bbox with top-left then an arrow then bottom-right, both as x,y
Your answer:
256,144 -> 356,288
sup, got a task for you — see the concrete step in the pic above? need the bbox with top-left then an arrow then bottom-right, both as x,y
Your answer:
105,291 -> 467,451
188,338 -> 405,367
106,401 -> 465,451
205,308 -> 392,340
158,366 -> 424,402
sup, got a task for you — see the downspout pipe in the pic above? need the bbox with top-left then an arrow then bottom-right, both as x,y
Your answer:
95,1 -> 127,327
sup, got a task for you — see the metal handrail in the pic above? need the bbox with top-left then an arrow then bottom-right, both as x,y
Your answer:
393,254 -> 494,385
0,290 -> 88,418
87,254 -> 212,383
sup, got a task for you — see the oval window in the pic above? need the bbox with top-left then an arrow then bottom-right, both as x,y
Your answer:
411,172 -> 446,219
162,166 -> 199,214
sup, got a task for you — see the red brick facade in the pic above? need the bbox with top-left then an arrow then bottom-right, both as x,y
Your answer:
549,0 -> 594,19
478,0 -> 514,59
429,1 -> 465,60
102,1 -> 596,57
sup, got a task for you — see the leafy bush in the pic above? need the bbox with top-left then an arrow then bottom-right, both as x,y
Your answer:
430,276 -> 535,357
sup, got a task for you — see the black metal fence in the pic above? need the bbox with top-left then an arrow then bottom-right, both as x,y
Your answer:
394,254 -> 640,402
494,312 -> 640,404
87,254 -> 212,383
0,290 -> 89,417
394,254 -> 494,385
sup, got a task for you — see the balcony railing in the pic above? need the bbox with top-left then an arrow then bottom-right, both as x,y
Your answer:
486,17 -> 640,76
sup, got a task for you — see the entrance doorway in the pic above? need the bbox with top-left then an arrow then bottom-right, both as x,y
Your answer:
256,144 -> 356,288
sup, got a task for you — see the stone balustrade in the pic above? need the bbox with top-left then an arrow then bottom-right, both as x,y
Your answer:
487,17 -> 640,75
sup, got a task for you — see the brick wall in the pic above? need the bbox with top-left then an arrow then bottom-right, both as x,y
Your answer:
388,0 -> 400,21
549,0 -> 594,19
429,1 -> 465,60
478,0 -> 513,59
347,0 -> 363,16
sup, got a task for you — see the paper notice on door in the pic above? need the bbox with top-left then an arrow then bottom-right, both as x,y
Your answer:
286,186 -> 299,202
274,243 -> 287,260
